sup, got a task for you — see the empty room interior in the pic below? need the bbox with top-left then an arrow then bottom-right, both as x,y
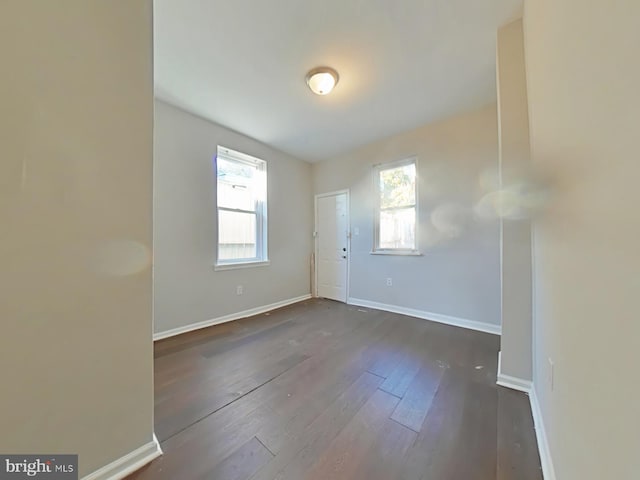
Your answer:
1,1 -> 638,479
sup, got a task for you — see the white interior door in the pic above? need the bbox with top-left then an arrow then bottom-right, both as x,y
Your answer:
316,192 -> 348,302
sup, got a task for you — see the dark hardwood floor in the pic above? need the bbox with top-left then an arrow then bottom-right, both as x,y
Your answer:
128,298 -> 542,480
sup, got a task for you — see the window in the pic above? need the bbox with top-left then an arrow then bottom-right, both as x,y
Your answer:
373,158 -> 418,253
215,146 -> 268,268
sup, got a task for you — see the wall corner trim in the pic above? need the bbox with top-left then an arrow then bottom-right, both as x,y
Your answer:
529,388 -> 558,480
496,351 -> 556,480
82,433 -> 162,480
347,297 -> 501,335
496,351 -> 533,393
153,294 -> 312,341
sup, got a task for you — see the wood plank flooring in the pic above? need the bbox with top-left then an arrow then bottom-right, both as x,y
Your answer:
128,298 -> 542,480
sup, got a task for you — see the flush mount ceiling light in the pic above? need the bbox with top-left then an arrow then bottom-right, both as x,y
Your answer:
305,67 -> 339,95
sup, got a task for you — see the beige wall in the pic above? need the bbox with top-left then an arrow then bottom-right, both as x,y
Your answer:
153,100 -> 313,335
497,19 -> 533,381
0,1 -> 154,478
313,105 -> 501,327
524,0 -> 640,478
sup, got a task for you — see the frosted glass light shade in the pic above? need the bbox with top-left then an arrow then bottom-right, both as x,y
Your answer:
306,67 -> 339,95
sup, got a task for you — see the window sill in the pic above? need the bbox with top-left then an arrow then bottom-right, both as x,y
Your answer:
214,260 -> 270,271
369,250 -> 423,256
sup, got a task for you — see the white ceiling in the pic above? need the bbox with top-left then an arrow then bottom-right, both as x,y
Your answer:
154,0 -> 522,162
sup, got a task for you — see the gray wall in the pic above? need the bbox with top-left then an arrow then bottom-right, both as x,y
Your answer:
154,100 -> 313,335
312,105 -> 501,327
497,19 -> 533,381
525,0 -> 640,478
0,2 -> 154,477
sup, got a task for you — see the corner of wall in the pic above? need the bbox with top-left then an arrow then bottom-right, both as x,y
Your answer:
81,435 -> 162,480
528,385 -> 557,480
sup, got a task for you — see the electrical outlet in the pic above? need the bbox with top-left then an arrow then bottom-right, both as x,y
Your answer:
354,227 -> 360,236
236,285 -> 244,295
548,357 -> 554,391
386,278 -> 393,286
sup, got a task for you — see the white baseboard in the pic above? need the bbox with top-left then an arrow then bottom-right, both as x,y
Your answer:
496,351 -> 533,393
529,388 -> 557,480
495,351 -> 555,480
347,297 -> 501,335
82,434 -> 162,480
154,294 -> 312,341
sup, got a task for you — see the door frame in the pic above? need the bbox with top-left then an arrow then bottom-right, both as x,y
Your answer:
314,189 -> 350,301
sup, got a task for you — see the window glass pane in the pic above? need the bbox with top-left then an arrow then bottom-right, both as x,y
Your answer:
215,147 -> 267,265
379,207 -> 416,249
379,163 -> 416,209
218,210 -> 257,260
217,157 -> 258,211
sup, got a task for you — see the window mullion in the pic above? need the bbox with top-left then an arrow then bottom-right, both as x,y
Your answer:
379,204 -> 416,212
218,206 -> 258,215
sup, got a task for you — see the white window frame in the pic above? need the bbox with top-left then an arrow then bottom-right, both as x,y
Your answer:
214,146 -> 269,270
372,157 -> 421,256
